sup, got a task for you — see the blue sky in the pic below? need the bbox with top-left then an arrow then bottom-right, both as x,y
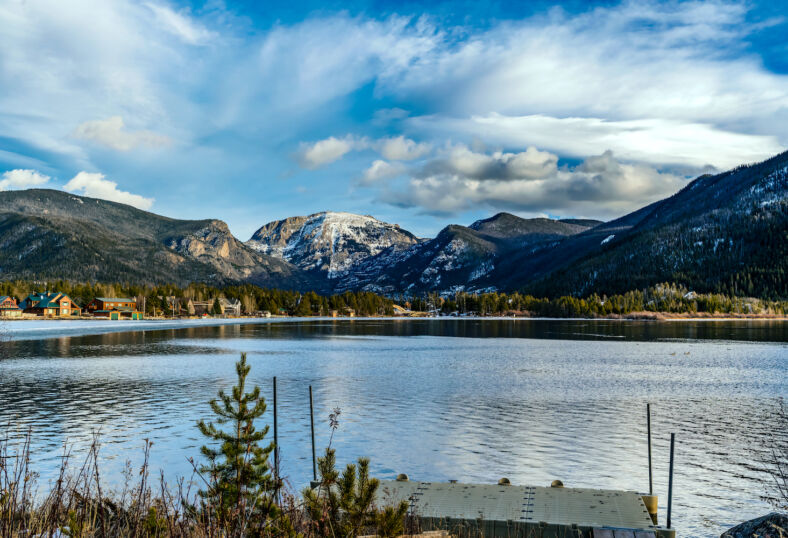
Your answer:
0,0 -> 786,239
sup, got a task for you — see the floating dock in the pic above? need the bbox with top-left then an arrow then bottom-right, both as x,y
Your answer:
374,480 -> 674,538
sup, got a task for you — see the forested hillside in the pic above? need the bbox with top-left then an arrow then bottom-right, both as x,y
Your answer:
518,152 -> 788,299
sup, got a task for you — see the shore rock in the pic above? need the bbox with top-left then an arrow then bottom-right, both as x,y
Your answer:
721,512 -> 788,537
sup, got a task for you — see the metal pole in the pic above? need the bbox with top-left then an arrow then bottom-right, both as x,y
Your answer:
309,385 -> 317,481
647,403 -> 653,495
273,376 -> 278,480
667,433 -> 675,529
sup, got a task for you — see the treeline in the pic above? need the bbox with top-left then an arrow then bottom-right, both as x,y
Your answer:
406,283 -> 788,317
1,279 -> 785,318
0,280 -> 395,317
525,180 -> 787,301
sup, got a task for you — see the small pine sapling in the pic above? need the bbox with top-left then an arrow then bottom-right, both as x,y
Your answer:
196,353 -> 279,534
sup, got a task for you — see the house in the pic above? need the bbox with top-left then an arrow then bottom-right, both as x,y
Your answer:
0,296 -> 22,318
191,300 -> 214,316
219,298 -> 242,317
20,292 -> 81,317
192,298 -> 241,317
160,296 -> 185,316
86,297 -> 143,320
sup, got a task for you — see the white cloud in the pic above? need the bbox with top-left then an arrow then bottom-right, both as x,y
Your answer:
145,2 -> 216,45
296,136 -> 368,169
377,136 -> 431,160
63,172 -> 154,210
0,0 -> 786,226
387,2 -> 788,134
421,144 -> 557,180
411,113 -> 783,170
360,160 -> 406,184
251,16 -> 439,120
298,134 -> 432,168
381,146 -> 685,218
0,169 -> 51,190
73,116 -> 171,151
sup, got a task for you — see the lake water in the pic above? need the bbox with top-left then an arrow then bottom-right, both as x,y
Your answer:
1,318 -> 786,537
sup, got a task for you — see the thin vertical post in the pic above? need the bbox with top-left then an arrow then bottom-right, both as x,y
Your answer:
273,376 -> 279,480
647,403 -> 653,495
667,433 -> 675,529
309,385 -> 317,482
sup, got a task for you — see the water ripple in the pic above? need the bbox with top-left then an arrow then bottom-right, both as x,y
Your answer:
0,320 -> 785,538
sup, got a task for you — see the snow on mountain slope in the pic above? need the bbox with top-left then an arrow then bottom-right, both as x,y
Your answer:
246,211 -> 421,278
334,214 -> 601,294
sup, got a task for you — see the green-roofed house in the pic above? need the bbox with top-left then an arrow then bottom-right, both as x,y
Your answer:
86,297 -> 143,320
19,292 -> 81,317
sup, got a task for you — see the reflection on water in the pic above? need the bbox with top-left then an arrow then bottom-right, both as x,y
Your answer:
0,319 -> 786,538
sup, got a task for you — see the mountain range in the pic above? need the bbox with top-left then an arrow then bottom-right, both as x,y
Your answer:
0,150 -> 785,299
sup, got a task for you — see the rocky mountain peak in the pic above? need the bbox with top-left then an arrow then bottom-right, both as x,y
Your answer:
246,211 -> 421,278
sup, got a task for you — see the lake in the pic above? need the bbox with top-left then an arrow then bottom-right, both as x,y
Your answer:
1,318 -> 786,537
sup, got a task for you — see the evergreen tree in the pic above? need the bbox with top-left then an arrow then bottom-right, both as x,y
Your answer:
196,353 -> 279,533
304,448 -> 393,537
211,297 -> 223,316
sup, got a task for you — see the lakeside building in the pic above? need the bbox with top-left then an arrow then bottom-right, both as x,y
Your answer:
192,298 -> 242,317
19,292 -> 81,317
167,296 -> 196,316
158,296 -> 194,317
220,298 -> 241,317
191,300 -> 213,316
0,296 -> 22,318
86,297 -> 144,320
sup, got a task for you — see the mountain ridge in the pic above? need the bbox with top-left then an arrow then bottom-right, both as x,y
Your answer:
0,150 -> 785,298
246,211 -> 421,279
0,189 -> 317,289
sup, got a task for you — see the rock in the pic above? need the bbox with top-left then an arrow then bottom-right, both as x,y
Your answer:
721,512 -> 788,537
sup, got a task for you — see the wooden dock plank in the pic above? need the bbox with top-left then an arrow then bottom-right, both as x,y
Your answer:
592,530 -> 614,538
634,532 -> 656,538
613,531 -> 636,538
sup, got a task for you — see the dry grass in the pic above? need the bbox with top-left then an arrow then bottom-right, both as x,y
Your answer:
0,428 -> 419,537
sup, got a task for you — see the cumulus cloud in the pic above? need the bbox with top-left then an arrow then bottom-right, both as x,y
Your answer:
360,160 -> 406,185
420,144 -> 557,180
296,136 -> 368,169
377,136 -> 431,160
73,117 -> 171,152
63,172 -> 154,210
297,134 -> 432,168
0,169 -> 51,190
381,146 -> 685,218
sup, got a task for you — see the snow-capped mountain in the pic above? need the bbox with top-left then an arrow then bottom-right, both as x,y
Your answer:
1,152 -> 783,298
246,211 -> 421,279
335,214 -> 600,294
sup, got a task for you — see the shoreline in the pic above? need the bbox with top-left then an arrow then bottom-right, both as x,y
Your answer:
3,312 -> 787,323
2,314 -> 785,343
